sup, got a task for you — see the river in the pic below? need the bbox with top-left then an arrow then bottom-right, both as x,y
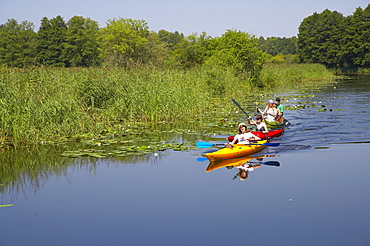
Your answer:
1,75 -> 370,246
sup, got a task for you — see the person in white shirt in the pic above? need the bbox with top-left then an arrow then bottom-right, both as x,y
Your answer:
257,100 -> 281,122
230,123 -> 261,145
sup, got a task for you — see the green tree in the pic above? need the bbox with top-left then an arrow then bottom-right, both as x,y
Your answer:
298,9 -> 346,68
158,30 -> 185,50
36,16 -> 68,66
170,32 -> 211,68
63,16 -> 100,67
98,18 -> 150,66
142,31 -> 169,67
258,36 -> 298,56
206,30 -> 267,80
343,5 -> 370,67
0,19 -> 37,67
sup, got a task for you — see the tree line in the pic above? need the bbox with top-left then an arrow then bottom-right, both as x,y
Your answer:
298,5 -> 370,69
0,4 -> 369,71
0,16 -> 267,80
258,36 -> 298,64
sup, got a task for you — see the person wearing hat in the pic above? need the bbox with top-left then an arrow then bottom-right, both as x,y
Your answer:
248,115 -> 268,134
256,100 -> 272,117
229,123 -> 261,145
258,100 -> 281,122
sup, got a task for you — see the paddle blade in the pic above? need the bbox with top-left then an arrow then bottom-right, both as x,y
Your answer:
249,142 -> 280,146
284,119 -> 291,127
196,157 -> 209,162
196,142 -> 214,148
196,141 -> 278,148
231,99 -> 241,108
262,161 -> 280,166
232,99 -> 250,117
262,142 -> 280,146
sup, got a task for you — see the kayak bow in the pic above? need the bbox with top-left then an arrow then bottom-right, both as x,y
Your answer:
205,140 -> 269,161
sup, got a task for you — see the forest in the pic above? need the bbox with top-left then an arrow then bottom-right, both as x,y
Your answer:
298,5 -> 370,69
0,4 -> 369,71
0,17 -> 268,81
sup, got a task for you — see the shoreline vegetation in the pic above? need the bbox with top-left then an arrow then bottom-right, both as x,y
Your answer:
1,5 -> 367,148
0,63 -> 338,194
0,63 -> 336,146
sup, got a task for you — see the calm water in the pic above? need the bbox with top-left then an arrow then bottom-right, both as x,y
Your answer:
1,75 -> 370,246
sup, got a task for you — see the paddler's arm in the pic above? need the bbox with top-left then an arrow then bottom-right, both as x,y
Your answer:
256,107 -> 265,115
225,136 -> 238,146
225,143 -> 234,148
247,116 -> 256,126
276,108 -> 282,117
249,134 -> 261,141
230,137 -> 238,145
261,122 -> 269,134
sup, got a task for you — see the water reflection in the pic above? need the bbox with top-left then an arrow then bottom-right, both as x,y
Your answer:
205,154 -> 280,181
0,144 -> 162,198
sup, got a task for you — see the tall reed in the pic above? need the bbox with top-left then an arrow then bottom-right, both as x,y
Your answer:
0,64 -> 335,144
260,63 -> 335,90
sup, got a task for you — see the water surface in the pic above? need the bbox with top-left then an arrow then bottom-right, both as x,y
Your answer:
1,75 -> 370,246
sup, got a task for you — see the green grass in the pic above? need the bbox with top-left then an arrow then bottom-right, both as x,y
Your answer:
0,64 -> 336,144
260,63 -> 335,90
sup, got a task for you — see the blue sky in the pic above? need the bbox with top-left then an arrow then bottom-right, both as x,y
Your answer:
0,0 -> 368,37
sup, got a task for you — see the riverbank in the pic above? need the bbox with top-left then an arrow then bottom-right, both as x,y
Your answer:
0,64 -> 335,145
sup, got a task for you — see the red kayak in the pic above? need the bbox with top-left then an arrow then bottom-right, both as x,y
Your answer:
227,128 -> 283,143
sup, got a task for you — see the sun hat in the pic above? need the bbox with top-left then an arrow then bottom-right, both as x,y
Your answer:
268,100 -> 274,104
256,115 -> 262,120
238,123 -> 246,127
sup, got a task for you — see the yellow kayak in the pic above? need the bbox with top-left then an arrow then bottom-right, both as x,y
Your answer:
205,140 -> 267,161
206,155 -> 270,172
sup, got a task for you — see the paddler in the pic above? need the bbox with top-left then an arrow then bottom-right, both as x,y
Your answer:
275,97 -> 284,117
248,115 -> 268,134
275,97 -> 291,127
229,123 -> 261,145
257,100 -> 282,123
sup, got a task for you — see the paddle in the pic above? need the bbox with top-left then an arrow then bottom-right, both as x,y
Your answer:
197,157 -> 208,162
232,99 -> 251,118
283,118 -> 291,127
196,141 -> 279,148
232,99 -> 271,137
196,157 -> 280,166
260,161 -> 280,166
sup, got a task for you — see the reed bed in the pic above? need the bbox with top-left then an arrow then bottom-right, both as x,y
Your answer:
0,64 -> 335,144
260,63 -> 335,90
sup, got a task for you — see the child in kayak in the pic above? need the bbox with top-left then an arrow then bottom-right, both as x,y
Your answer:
248,115 -> 268,134
230,123 -> 261,145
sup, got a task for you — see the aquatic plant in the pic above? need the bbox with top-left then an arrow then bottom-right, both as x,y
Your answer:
0,64 -> 335,145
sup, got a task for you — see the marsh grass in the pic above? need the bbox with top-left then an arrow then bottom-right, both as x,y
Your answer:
260,63 -> 335,90
0,64 -> 335,144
